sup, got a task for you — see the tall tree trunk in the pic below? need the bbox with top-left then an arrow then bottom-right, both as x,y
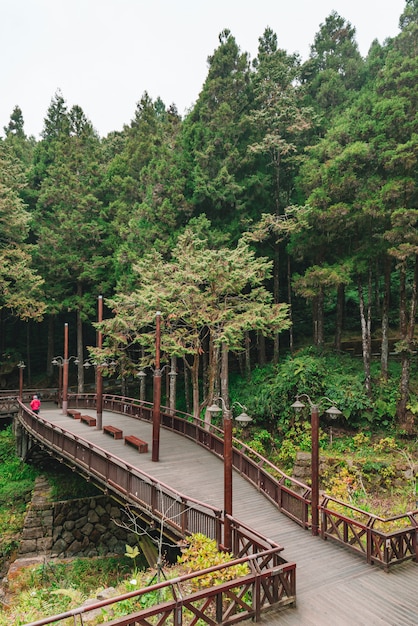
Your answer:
334,283 -> 345,351
204,339 -> 221,430
397,256 -> 418,424
287,255 -> 294,355
76,305 -> 84,393
257,332 -> 266,366
312,298 -> 318,346
169,355 -> 177,414
380,256 -> 391,381
26,322 -> 31,386
202,329 -> 209,401
273,246 -> 280,364
206,332 -> 217,405
183,355 -> 200,420
315,287 -> 325,347
47,316 -> 55,379
244,331 -> 251,378
183,358 -> 191,414
192,365 -> 200,420
358,274 -> 372,396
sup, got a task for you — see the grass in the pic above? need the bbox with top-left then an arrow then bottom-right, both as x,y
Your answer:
243,424 -> 417,518
0,426 -> 39,565
0,535 -> 245,625
2,555 -> 137,625
320,432 -> 417,516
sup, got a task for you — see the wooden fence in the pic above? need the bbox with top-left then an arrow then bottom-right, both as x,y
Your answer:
18,402 -> 296,625
67,393 -> 418,570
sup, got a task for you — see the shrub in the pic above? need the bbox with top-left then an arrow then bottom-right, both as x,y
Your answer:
177,533 -> 249,590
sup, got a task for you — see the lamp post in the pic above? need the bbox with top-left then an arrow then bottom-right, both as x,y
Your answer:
291,394 -> 341,536
152,311 -> 162,462
207,397 -> 252,551
17,361 -> 26,400
52,323 -> 79,416
96,295 -> 103,430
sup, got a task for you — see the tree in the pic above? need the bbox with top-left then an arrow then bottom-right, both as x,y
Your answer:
246,29 -> 314,360
33,103 -> 111,389
104,94 -> 191,291
0,144 -> 45,329
301,11 -> 365,123
3,105 -> 25,139
181,30 -> 252,235
102,217 -> 290,419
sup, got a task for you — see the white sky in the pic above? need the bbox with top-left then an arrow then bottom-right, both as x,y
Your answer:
0,0 -> 407,139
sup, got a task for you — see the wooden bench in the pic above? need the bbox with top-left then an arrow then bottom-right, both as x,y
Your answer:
103,425 -> 123,440
67,409 -> 81,419
124,435 -> 148,453
80,414 -> 96,427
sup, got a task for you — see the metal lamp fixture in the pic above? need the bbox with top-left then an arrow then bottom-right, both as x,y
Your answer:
52,323 -> 79,415
207,396 -> 252,550
207,399 -> 252,425
17,361 -> 26,400
291,394 -> 341,537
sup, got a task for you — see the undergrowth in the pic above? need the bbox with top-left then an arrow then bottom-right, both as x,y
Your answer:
0,534 -> 248,625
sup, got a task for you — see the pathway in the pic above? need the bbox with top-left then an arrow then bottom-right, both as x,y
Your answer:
35,405 -> 417,625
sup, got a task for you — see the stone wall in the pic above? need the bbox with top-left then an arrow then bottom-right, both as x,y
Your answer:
18,477 -> 134,559
292,451 -> 327,486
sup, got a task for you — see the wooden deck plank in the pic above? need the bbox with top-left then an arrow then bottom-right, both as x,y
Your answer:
40,406 -> 418,626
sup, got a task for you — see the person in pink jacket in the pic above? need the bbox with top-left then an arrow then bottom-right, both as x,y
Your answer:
30,395 -> 41,414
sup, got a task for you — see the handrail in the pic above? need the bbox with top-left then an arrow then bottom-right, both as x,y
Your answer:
70,393 -> 312,529
18,402 -> 223,543
17,400 -> 297,625
18,392 -> 418,569
23,530 -> 295,626
320,494 -> 418,569
321,494 -> 418,528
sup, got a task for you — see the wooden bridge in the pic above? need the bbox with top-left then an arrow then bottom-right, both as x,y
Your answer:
13,396 -> 418,625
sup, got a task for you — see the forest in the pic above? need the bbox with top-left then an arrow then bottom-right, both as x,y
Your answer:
1,1 -> 418,432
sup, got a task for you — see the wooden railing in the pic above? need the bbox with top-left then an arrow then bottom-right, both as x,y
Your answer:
0,390 -> 59,416
18,402 -> 296,625
20,393 -> 418,570
18,405 -> 222,544
23,521 -> 295,626
70,393 -> 312,529
321,495 -> 418,570
68,393 -> 418,570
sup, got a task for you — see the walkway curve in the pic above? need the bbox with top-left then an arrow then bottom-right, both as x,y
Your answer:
21,403 -> 418,625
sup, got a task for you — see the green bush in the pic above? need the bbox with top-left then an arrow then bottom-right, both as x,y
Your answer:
230,348 -> 403,433
0,426 -> 38,521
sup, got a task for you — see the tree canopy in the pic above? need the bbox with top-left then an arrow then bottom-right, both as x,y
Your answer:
1,3 -> 417,428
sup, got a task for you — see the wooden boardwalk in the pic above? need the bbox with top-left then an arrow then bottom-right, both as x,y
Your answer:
38,406 -> 417,625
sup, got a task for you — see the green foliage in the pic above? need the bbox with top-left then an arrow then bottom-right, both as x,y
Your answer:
232,349 -> 376,432
177,533 -> 249,590
273,439 -> 297,471
372,437 -> 397,453
0,427 -> 38,509
45,464 -> 101,501
3,556 -> 133,625
371,368 -> 400,426
0,427 -> 38,571
246,429 -> 271,456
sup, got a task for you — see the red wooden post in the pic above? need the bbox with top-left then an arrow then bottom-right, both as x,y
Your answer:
311,404 -> 319,536
62,323 -> 69,416
152,312 -> 162,462
224,409 -> 233,551
96,295 -> 103,430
